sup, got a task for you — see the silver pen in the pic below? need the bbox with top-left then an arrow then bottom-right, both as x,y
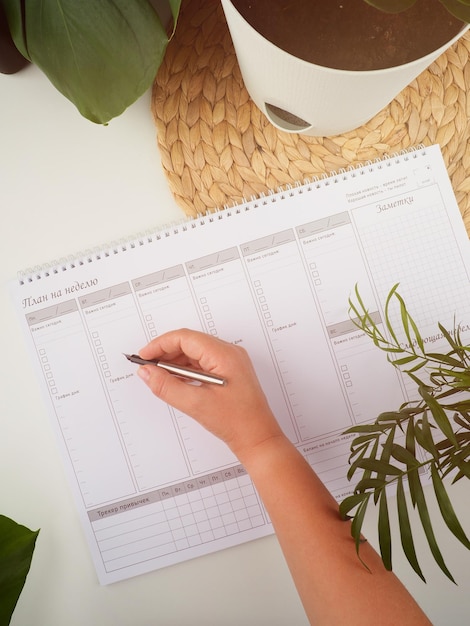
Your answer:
124,353 -> 226,386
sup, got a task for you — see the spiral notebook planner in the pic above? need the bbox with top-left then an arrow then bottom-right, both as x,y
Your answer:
10,144 -> 470,584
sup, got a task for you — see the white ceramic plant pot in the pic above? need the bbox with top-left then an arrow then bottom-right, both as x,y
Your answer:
221,0 -> 468,137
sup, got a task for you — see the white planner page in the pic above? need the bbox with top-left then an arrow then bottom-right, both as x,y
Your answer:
10,144 -> 470,584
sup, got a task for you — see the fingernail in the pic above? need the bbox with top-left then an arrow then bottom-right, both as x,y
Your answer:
137,366 -> 150,382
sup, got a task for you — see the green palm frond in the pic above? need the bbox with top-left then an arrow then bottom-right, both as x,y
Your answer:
341,285 -> 470,582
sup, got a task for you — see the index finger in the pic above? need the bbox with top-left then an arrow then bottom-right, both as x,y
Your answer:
139,328 -> 232,374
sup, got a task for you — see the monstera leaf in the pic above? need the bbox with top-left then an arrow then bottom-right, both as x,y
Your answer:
1,0 -> 182,123
0,515 -> 39,625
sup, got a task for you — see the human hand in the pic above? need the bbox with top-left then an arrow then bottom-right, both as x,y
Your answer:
137,328 -> 284,461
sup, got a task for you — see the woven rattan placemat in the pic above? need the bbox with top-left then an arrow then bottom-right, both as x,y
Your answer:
152,0 -> 470,234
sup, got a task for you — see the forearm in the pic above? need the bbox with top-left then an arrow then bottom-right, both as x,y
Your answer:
137,330 -> 430,625
238,435 -> 431,626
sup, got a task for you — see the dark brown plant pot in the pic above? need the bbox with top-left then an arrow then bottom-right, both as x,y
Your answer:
0,3 -> 29,74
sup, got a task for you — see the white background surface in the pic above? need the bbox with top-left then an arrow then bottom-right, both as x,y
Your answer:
1,64 -> 469,625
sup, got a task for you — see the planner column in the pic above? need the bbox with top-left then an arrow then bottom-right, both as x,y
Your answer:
241,229 -> 352,439
79,283 -> 190,491
25,300 -> 136,506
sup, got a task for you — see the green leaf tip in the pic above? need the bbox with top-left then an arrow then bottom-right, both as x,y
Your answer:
0,515 -> 39,625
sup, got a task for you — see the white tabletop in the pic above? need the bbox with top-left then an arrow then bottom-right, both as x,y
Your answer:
1,64 -> 469,626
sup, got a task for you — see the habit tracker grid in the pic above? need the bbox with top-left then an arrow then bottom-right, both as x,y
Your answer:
11,145 -> 470,584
